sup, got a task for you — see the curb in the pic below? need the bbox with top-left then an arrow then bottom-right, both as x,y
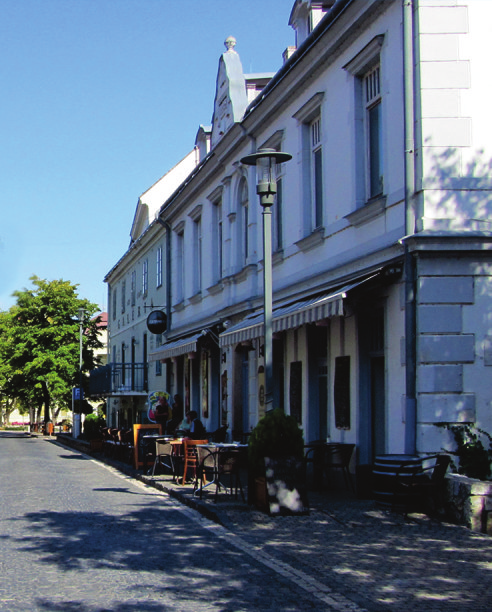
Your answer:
52,434 -> 229,528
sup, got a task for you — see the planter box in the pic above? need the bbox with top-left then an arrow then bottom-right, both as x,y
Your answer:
445,473 -> 492,534
253,477 -> 269,512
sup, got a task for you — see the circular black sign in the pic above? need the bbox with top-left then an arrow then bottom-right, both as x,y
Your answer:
146,310 -> 167,334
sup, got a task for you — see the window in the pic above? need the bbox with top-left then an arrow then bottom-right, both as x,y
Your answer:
111,288 -> 117,321
273,171 -> 283,251
212,196 -> 223,283
343,35 -> 384,206
142,259 -> 148,296
193,216 -> 202,293
239,178 -> 249,265
121,280 -> 126,314
310,116 -> 323,228
176,228 -> 185,303
131,271 -> 136,307
364,65 -> 383,199
293,92 -> 325,236
156,246 -> 163,288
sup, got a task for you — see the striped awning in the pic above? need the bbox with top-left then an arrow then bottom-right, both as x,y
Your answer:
219,276 -> 376,347
148,332 -> 202,361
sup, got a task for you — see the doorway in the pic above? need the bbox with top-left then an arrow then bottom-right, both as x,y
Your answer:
359,305 -> 386,464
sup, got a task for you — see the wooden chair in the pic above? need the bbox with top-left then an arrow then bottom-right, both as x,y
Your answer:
180,439 -> 208,485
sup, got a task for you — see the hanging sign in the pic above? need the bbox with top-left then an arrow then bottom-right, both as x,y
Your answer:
146,310 -> 167,334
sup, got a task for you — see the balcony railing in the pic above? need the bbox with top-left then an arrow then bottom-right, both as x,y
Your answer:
88,362 -> 148,397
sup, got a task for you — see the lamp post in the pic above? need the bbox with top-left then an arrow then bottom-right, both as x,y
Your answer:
240,148 -> 292,411
74,307 -> 85,437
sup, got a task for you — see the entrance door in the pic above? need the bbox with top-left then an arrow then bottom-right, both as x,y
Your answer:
241,352 -> 249,434
307,325 -> 328,442
359,305 -> 386,464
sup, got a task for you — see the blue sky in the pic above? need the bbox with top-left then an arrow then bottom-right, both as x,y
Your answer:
0,0 -> 294,312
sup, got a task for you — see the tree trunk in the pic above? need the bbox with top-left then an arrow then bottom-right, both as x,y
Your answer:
41,381 -> 50,424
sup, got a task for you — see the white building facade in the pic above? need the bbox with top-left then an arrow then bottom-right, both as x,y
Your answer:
96,0 -> 492,473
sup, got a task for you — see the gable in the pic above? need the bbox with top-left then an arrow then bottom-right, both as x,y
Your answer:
211,37 -> 248,148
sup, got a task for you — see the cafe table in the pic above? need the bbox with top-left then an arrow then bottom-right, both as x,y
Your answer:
194,443 -> 248,500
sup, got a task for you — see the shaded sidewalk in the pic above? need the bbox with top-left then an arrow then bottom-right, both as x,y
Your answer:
54,435 -> 492,612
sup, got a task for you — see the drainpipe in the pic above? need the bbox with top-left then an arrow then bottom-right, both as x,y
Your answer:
156,217 -> 172,337
403,0 -> 417,454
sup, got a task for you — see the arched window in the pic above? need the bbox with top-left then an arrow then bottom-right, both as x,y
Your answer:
239,177 -> 249,265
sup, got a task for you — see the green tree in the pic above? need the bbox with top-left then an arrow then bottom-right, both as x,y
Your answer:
1,276 -> 103,425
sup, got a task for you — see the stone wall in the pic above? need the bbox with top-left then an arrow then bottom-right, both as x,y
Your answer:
445,473 -> 492,534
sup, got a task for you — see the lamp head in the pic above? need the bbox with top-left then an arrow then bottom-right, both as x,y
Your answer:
240,148 -> 292,206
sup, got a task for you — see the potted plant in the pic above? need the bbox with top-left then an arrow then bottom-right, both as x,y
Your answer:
248,408 -> 306,514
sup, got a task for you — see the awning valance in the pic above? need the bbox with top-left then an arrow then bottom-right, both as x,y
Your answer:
219,275 -> 377,347
148,332 -> 202,361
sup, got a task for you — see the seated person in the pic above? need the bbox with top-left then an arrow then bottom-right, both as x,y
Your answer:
186,410 -> 207,440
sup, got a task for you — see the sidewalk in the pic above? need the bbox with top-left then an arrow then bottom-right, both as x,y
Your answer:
55,435 -> 492,612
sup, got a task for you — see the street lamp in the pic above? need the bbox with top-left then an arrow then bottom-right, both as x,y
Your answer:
74,307 -> 85,437
240,148 -> 292,411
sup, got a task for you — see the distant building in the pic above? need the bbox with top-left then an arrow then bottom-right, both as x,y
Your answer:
92,0 -> 492,469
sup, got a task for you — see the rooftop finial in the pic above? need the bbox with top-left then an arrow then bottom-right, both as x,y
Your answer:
224,36 -> 237,51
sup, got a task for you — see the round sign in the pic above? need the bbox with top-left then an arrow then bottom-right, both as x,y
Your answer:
146,310 -> 167,334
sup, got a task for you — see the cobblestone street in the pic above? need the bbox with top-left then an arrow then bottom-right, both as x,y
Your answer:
1,432 -> 492,611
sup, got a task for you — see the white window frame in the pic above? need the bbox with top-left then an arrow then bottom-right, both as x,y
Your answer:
156,246 -> 163,288
310,115 -> 323,229
131,270 -> 136,306
121,280 -> 126,314
364,64 -> 383,199
293,92 -> 325,236
239,177 -> 249,265
343,35 -> 385,207
142,259 -> 148,296
175,222 -> 185,304
208,186 -> 223,284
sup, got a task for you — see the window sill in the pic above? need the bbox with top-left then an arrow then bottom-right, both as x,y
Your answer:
295,227 -> 325,252
231,263 -> 257,284
188,292 -> 202,305
173,300 -> 185,312
345,195 -> 386,227
207,282 -> 224,296
272,249 -> 284,266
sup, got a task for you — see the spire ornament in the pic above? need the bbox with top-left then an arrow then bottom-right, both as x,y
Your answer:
224,36 -> 237,52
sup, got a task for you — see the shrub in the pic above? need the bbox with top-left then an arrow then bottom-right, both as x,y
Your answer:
83,413 -> 106,441
445,424 -> 492,481
248,408 -> 304,479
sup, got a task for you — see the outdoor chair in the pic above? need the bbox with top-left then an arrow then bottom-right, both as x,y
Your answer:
194,446 -> 246,502
394,453 -> 451,516
151,439 -> 175,478
209,425 -> 228,443
216,447 -> 246,502
180,439 -> 208,485
118,428 -> 134,464
194,446 -> 216,498
305,442 -> 355,493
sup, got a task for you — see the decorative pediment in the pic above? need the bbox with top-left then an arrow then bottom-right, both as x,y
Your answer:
211,37 -> 248,148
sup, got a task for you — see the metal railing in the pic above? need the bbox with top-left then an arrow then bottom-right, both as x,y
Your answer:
88,362 -> 148,396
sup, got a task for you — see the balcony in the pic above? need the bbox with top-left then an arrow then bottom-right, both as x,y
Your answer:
88,363 -> 148,397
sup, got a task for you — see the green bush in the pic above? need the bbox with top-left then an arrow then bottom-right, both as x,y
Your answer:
445,424 -> 492,481
248,408 -> 304,479
83,413 -> 106,441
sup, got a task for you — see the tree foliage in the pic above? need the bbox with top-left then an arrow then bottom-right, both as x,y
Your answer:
0,276 -> 103,423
